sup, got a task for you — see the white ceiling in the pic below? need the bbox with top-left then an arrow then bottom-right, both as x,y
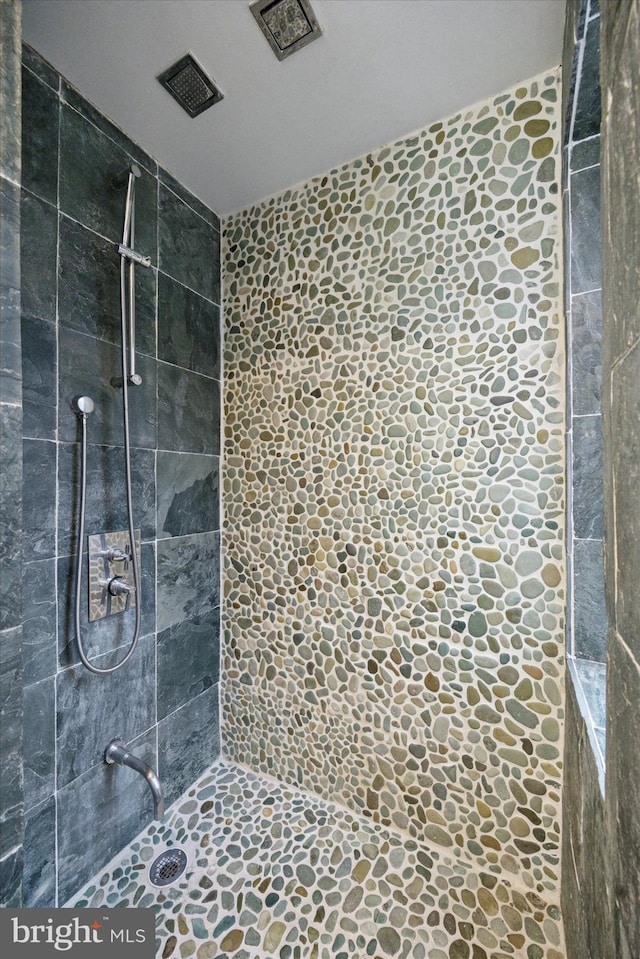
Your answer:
22,0 -> 566,217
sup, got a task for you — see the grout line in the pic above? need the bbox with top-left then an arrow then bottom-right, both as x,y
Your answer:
52,82 -> 62,909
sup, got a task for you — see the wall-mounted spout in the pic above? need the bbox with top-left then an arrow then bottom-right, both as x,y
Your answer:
105,739 -> 165,820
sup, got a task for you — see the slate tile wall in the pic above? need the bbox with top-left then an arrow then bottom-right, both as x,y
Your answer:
600,0 -> 640,951
19,43 -> 222,906
565,0 -> 606,668
562,0 -> 640,955
0,0 -> 24,908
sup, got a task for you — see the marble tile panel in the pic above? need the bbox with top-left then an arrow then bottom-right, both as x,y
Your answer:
57,541 -> 155,669
57,442 -> 155,557
158,361 -> 219,454
23,676 -> 55,812
0,0 -> 21,184
0,847 -> 22,907
573,15 -> 601,142
570,289 -> 602,415
22,438 -> 56,562
58,215 -> 156,357
570,164 -> 602,293
1,179 -> 23,407
22,43 -> 59,91
572,414 -> 604,538
573,538 -> 607,662
156,531 -> 220,633
0,177 -> 20,292
0,625 -> 23,858
23,797 -> 56,907
21,189 -> 57,322
21,314 -> 57,440
21,64 -> 59,205
56,633 -> 155,789
0,406 -> 22,630
157,272 -> 220,378
0,286 -> 21,407
23,559 -> 57,686
611,339 -> 640,657
157,685 -> 220,808
61,79 -> 157,178
570,135 -> 600,172
57,726 -> 157,905
58,328 -> 157,449
59,101 -> 157,256
158,184 -> 220,303
157,607 -> 220,720
156,451 -> 219,539
572,657 -> 607,729
609,636 -> 640,959
158,165 -> 220,232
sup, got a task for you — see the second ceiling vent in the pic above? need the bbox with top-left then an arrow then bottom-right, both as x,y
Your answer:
250,0 -> 323,60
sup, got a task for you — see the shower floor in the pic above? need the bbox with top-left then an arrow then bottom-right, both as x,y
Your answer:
69,760 -> 564,959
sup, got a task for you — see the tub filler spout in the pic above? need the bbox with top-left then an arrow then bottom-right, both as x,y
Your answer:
105,738 -> 165,820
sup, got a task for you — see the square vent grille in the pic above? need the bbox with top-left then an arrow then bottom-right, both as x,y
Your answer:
250,0 -> 323,61
157,54 -> 223,117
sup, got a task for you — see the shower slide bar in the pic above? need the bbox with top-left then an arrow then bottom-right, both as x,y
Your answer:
71,163 -> 150,675
112,162 -> 151,388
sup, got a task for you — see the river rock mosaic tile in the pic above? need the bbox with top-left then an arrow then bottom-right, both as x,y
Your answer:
69,760 -> 565,958
222,69 -> 565,900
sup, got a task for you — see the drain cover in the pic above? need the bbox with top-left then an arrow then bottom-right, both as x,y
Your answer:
149,847 -> 188,887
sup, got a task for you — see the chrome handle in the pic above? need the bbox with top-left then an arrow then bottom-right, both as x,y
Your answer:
107,576 -> 135,597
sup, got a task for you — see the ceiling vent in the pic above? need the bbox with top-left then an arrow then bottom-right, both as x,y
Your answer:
250,0 -> 323,61
157,54 -> 224,117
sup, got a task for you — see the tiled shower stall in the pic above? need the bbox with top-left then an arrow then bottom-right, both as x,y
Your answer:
2,0 -> 640,957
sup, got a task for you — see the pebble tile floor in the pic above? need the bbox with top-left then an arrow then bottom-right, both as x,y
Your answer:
69,760 -> 565,959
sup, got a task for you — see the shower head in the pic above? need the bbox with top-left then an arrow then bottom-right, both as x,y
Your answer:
112,163 -> 141,189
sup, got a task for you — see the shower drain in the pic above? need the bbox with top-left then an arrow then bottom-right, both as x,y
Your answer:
149,847 -> 188,887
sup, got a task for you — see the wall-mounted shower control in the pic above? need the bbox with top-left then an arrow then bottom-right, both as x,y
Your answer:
88,529 -> 141,622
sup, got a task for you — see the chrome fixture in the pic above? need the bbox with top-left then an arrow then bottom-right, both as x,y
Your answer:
71,164 -> 150,674
157,53 -> 224,117
112,162 -> 150,388
250,0 -> 323,61
149,848 -> 188,887
87,529 -> 141,622
105,739 -> 165,821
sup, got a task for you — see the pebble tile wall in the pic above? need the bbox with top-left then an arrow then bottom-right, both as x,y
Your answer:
69,760 -> 565,959
223,69 -> 565,902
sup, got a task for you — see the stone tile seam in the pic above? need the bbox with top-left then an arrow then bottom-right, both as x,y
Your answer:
567,26 -> 588,149
614,633 -> 640,678
569,160 -> 600,175
0,844 -> 21,863
609,333 -> 640,375
51,77 -> 222,231
570,286 -> 602,298
54,208 -> 222,310
221,753 -> 564,909
55,323 -> 222,386
0,172 -> 21,190
21,53 -> 61,94
54,713 -> 160,795
58,95 -> 158,180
